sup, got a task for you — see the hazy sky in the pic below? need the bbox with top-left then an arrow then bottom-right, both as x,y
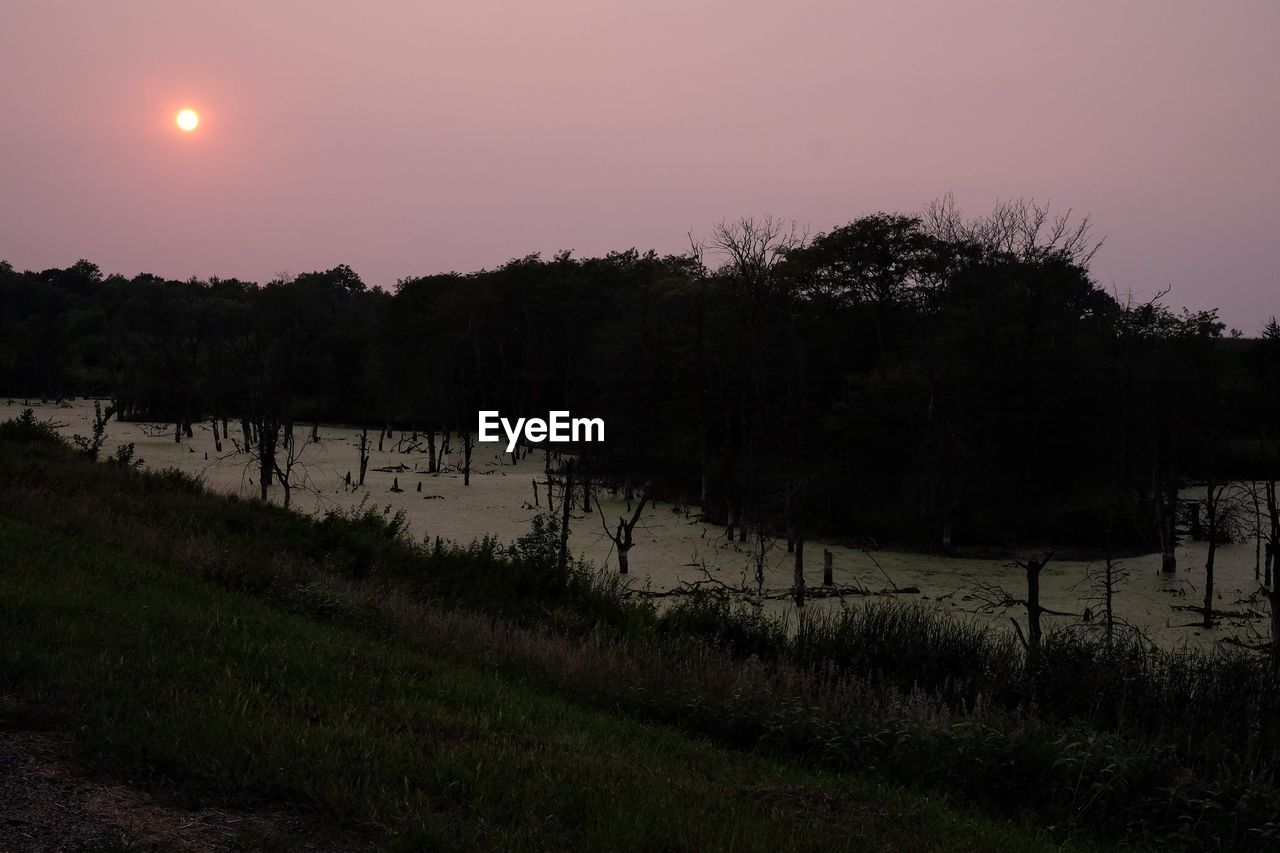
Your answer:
2,1 -> 1277,331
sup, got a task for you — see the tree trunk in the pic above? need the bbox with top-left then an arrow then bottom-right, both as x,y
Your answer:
823,549 -> 833,586
1204,490 -> 1219,629
258,422 -> 278,501
1104,556 -> 1115,647
558,460 -> 575,574
1026,559 -> 1043,649
211,419 -> 222,453
1163,474 -> 1179,572
1267,481 -> 1279,587
358,426 -> 370,486
461,430 -> 473,486
1267,586 -> 1280,660
793,523 -> 805,608
618,544 -> 630,575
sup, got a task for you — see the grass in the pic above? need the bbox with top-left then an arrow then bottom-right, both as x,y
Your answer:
4,418 -> 1280,849
0,445 -> 1061,849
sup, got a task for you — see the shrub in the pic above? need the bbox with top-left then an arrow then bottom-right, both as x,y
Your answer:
0,408 -> 65,445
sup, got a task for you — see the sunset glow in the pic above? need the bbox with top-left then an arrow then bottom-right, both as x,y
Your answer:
175,108 -> 199,132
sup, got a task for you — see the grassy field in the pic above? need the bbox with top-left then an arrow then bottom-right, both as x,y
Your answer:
0,430 -> 1064,850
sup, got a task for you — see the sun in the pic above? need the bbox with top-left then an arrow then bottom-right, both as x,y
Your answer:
176,109 -> 199,132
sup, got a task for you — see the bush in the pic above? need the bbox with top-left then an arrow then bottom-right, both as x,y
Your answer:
0,408 -> 65,445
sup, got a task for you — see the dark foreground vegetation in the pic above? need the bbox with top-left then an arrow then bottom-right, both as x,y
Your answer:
0,417 -> 1064,851
4,417 -> 1280,849
5,200 -> 1280,563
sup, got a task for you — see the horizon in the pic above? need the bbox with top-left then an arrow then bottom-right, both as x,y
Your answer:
3,1 -> 1277,332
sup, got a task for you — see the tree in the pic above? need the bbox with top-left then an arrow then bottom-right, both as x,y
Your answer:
600,483 -> 650,575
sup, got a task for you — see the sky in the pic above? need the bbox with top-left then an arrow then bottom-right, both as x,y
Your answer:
2,1 -> 1277,332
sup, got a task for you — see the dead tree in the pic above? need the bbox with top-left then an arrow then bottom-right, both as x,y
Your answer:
544,449 -> 556,513
1017,554 -> 1051,647
1202,480 -> 1227,628
1155,465 -> 1179,573
1267,480 -> 1279,587
707,216 -> 805,299
601,483 -> 650,574
974,552 -> 1074,651
923,193 -> 1103,267
792,525 -> 805,608
251,417 -> 281,501
425,430 -> 438,473
1261,581 -> 1280,661
271,423 -> 310,509
787,483 -> 807,607
357,426 -> 371,487
557,458 -> 576,573
460,429 -> 474,486
1084,555 -> 1134,648
751,526 -> 775,597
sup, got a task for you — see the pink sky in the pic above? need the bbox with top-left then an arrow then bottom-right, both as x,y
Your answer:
2,1 -> 1277,331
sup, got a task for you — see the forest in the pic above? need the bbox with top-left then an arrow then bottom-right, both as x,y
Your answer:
3,200 -> 1278,564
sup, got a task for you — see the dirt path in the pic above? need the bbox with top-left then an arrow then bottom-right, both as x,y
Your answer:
0,722 -> 364,853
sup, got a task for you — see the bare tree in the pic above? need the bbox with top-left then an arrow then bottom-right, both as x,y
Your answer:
272,423 -> 313,509
974,552 -> 1074,650
1201,479 -> 1227,628
1267,480 -> 1279,587
557,457 -> 576,573
248,417 -> 281,501
707,216 -> 806,298
788,482 -> 806,608
923,193 -> 1104,267
1083,556 -> 1135,648
600,482 -> 651,574
459,428 -> 474,486
357,426 -> 371,487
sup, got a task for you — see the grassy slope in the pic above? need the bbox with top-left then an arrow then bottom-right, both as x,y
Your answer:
0,460 -> 1062,850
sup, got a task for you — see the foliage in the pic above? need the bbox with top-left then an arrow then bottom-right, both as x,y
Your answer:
0,407 -> 64,444
2,209 -> 1266,552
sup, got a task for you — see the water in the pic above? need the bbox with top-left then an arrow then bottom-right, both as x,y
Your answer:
9,398 -> 1272,651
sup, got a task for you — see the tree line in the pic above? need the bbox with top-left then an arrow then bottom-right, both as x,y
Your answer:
3,199 -> 1279,575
